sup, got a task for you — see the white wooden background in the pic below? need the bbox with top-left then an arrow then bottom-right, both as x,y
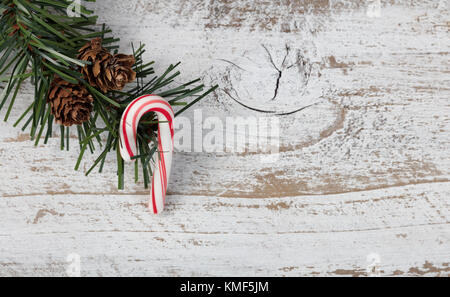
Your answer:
0,0 -> 449,276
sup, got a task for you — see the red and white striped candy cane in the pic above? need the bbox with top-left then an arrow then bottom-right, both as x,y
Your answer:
119,95 -> 174,214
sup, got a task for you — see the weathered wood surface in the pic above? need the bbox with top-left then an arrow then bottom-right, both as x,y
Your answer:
0,0 -> 449,276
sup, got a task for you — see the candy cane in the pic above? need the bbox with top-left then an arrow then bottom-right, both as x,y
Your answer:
119,95 -> 174,214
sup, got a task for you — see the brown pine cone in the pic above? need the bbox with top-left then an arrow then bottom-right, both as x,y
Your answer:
77,37 -> 111,91
78,38 -> 136,93
101,54 -> 137,92
48,76 -> 94,127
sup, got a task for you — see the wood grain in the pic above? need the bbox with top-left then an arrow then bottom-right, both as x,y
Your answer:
0,0 -> 449,276
1,183 -> 449,276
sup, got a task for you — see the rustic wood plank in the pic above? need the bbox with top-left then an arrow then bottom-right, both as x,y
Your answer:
1,182 -> 449,276
0,0 -> 449,276
1,0 -> 448,197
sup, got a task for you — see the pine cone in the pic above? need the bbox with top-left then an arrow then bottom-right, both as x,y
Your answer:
78,38 -> 136,93
101,54 -> 137,92
48,76 -> 94,127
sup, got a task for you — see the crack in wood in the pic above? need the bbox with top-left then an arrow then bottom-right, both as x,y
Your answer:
219,44 -> 319,116
224,87 -> 318,116
271,70 -> 282,101
262,44 -> 283,101
264,44 -> 293,101
218,59 -> 246,71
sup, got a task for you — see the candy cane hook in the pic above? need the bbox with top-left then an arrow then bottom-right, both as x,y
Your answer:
119,95 -> 174,214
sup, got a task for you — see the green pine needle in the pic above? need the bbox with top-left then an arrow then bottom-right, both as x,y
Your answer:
0,0 -> 218,189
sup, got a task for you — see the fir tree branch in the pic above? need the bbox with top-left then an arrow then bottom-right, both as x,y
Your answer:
0,0 -> 218,189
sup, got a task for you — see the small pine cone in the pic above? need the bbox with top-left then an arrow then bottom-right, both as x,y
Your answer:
101,54 -> 137,92
78,38 -> 136,93
48,76 -> 94,127
77,37 -> 111,91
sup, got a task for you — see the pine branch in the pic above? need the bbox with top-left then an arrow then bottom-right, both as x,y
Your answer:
0,0 -> 218,189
